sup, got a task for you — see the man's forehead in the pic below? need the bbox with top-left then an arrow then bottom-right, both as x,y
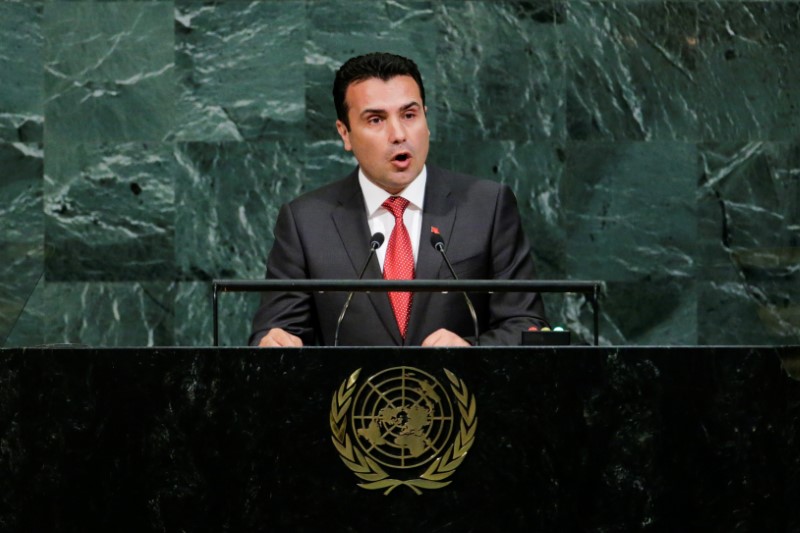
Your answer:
345,75 -> 423,110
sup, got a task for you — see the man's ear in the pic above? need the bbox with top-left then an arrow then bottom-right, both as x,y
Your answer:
335,120 -> 352,151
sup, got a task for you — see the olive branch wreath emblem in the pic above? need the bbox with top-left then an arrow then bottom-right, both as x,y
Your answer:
330,368 -> 477,495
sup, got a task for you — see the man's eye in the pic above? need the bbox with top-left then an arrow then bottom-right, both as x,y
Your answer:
404,112 -> 416,120
368,117 -> 382,124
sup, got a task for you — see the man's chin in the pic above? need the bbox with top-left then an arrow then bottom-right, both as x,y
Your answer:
364,165 -> 421,193
386,171 -> 418,191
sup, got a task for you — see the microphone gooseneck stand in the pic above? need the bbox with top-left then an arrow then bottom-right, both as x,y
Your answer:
334,232 -> 384,347
430,232 -> 481,347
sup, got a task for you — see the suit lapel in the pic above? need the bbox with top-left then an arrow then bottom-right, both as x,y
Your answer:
331,171 -> 401,344
406,168 -> 456,343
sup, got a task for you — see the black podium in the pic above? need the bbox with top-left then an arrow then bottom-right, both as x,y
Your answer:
2,346 -> 799,531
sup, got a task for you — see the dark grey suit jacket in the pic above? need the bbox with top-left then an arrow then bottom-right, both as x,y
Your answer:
249,165 -> 547,346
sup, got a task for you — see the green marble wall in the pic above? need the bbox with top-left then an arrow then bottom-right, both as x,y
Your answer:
1,0 -> 798,347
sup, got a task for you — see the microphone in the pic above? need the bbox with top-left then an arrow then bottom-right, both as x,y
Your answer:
430,230 -> 480,347
334,232 -> 384,346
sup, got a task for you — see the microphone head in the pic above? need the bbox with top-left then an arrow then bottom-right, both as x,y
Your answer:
430,231 -> 445,251
370,232 -> 385,249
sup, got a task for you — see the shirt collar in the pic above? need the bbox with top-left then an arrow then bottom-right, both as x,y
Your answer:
359,165 -> 427,216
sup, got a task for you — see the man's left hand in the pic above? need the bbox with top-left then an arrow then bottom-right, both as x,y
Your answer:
421,328 -> 470,347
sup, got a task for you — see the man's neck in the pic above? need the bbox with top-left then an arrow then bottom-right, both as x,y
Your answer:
358,165 -> 427,214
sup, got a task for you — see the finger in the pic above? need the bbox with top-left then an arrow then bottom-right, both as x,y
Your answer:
283,332 -> 303,347
422,329 -> 469,347
260,329 -> 303,347
273,330 -> 303,347
421,329 -> 446,347
260,337 -> 282,347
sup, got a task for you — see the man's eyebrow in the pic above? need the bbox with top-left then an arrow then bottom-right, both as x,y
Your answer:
360,108 -> 387,117
360,101 -> 421,116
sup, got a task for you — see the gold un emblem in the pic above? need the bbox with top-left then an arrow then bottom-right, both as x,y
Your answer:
330,366 -> 477,495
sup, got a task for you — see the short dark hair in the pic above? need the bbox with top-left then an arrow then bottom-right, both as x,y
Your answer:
332,52 -> 426,130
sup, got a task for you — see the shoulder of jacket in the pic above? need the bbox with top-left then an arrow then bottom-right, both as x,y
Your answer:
429,165 -> 506,194
286,171 -> 356,209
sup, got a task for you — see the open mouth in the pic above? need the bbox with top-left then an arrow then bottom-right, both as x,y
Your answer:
392,153 -> 411,162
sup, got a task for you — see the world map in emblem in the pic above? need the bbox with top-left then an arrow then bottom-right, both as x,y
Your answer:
350,367 -> 455,469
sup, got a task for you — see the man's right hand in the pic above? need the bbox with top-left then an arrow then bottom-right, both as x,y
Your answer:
258,328 -> 304,347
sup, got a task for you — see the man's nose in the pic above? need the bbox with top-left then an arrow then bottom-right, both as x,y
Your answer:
387,117 -> 406,143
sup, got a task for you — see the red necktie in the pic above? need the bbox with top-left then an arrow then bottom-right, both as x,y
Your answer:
382,196 -> 414,338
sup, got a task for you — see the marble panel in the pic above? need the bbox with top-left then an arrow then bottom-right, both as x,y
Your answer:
58,0 -> 175,2
174,140 -> 304,281
2,0 -> 797,348
2,278 -> 45,348
54,0 -> 174,2
699,281 -> 800,345
697,142 -> 800,282
174,281 -> 261,347
565,1 -> 700,141
43,2 -> 174,143
305,0 -> 437,141
696,2 -> 800,142
556,291 -> 603,345
303,139 -> 359,193
435,0 -> 565,142
0,2 -> 43,143
0,144 -> 43,346
564,141 -> 698,282
428,139 -> 566,279
42,282 -> 175,346
173,1 -> 305,142
44,142 -> 176,281
597,279 -> 698,345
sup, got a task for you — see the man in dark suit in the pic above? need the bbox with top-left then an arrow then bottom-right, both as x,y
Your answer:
250,52 -> 547,347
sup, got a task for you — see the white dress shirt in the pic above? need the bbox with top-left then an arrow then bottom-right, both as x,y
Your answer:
358,165 -> 427,271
